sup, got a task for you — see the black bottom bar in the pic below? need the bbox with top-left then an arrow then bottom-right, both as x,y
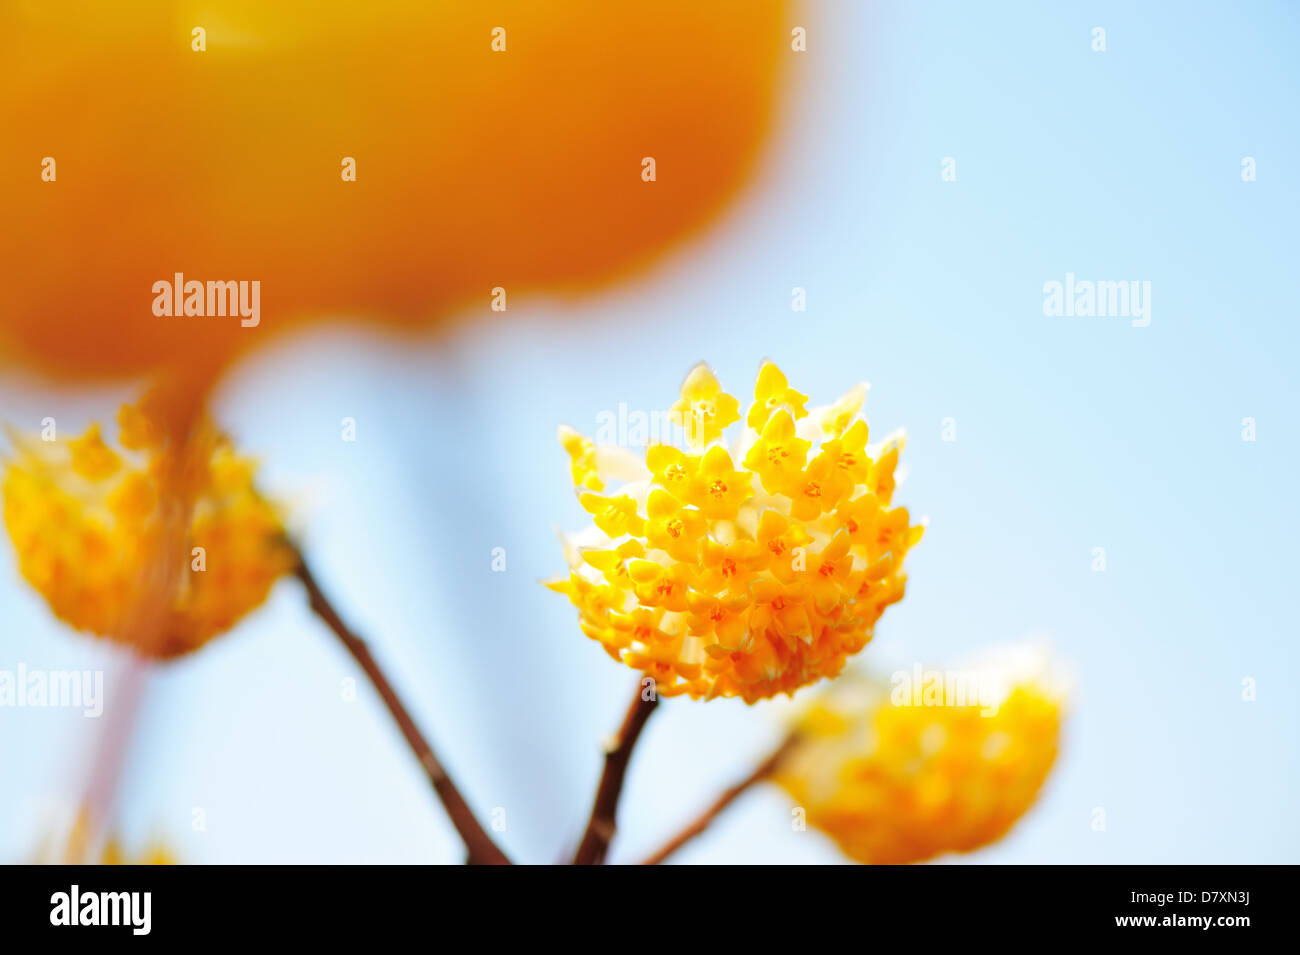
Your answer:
0,864 -> 1271,940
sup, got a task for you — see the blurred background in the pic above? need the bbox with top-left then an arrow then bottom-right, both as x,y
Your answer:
2,0 -> 1297,863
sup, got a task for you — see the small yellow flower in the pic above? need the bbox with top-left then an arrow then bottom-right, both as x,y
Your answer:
742,410 -> 811,496
579,491 -> 645,539
647,444 -> 699,496
548,362 -> 923,703
684,447 -> 752,520
747,360 -> 808,431
819,419 -> 871,488
644,490 -> 707,563
774,651 -> 1065,863
3,391 -> 293,659
670,363 -> 741,448
819,382 -> 867,438
559,425 -> 604,492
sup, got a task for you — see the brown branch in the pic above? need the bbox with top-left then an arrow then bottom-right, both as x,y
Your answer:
572,682 -> 659,864
292,552 -> 511,865
80,655 -> 151,833
640,735 -> 798,865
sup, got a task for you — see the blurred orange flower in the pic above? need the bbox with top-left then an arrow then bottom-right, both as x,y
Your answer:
775,651 -> 1064,864
0,1 -> 793,388
3,389 -> 292,658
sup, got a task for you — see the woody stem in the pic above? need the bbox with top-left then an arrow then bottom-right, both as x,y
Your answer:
640,735 -> 798,865
292,550 -> 510,865
572,683 -> 659,864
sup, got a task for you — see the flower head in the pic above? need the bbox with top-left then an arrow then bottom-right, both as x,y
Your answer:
548,362 -> 923,703
3,390 -> 293,659
773,649 -> 1065,863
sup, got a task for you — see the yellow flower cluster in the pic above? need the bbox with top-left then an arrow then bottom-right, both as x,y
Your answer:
549,362 -> 923,703
774,655 -> 1063,864
3,391 -> 293,659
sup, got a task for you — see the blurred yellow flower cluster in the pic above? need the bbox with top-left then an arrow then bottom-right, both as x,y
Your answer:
100,839 -> 176,866
33,808 -> 175,865
3,391 -> 293,658
549,362 -> 923,703
774,654 -> 1064,864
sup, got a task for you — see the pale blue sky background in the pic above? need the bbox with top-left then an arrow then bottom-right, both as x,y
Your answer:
3,1 -> 1297,863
